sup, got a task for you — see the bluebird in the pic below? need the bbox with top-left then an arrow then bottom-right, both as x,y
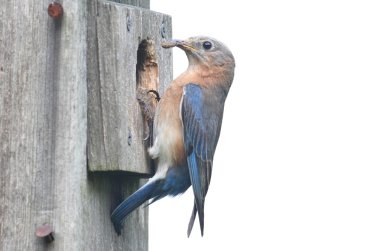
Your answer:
111,36 -> 235,237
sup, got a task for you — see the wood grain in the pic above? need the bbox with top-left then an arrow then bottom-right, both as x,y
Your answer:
87,1 -> 172,173
0,0 -> 172,250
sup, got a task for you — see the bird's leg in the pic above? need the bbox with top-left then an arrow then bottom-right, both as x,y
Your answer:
137,88 -> 160,175
136,88 -> 160,146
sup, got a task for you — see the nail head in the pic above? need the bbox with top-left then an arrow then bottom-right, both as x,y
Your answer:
48,2 -> 63,20
36,224 -> 54,243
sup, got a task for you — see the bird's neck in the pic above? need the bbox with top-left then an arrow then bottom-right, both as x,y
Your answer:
185,64 -> 234,86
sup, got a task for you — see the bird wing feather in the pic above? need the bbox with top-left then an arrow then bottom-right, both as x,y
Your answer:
181,83 -> 226,236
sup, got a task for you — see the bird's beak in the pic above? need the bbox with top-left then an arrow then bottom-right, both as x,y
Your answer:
161,39 -> 197,52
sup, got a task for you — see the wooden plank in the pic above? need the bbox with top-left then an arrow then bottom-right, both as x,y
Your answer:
0,0 -> 88,249
1,0 -> 170,250
87,1 -> 172,173
110,0 -> 150,9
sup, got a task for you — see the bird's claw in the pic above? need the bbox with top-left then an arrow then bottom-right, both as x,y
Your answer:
143,134 -> 150,141
147,89 -> 161,101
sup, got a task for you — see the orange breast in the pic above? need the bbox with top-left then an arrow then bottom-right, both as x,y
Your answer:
155,85 -> 186,165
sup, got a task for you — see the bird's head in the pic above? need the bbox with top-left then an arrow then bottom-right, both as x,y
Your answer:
162,36 -> 235,71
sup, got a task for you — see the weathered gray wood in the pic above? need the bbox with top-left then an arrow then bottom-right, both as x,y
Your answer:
0,0 -> 87,249
110,0 -> 150,9
87,1 -> 172,173
0,0 -> 171,250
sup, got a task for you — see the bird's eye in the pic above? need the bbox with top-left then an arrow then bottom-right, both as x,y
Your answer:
202,41 -> 212,50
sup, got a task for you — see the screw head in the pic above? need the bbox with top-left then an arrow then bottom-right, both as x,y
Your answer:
126,16 -> 132,32
128,131 -> 132,146
160,23 -> 167,38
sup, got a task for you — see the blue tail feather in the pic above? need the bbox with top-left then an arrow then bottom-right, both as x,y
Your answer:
111,180 -> 161,235
111,166 -> 191,235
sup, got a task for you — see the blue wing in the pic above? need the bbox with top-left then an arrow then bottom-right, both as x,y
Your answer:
181,83 -> 227,236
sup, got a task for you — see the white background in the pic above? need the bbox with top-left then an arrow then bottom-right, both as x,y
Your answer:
149,1 -> 380,250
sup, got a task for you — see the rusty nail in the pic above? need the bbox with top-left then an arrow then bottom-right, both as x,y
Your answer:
127,16 -> 132,32
48,2 -> 63,20
36,224 -> 54,243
